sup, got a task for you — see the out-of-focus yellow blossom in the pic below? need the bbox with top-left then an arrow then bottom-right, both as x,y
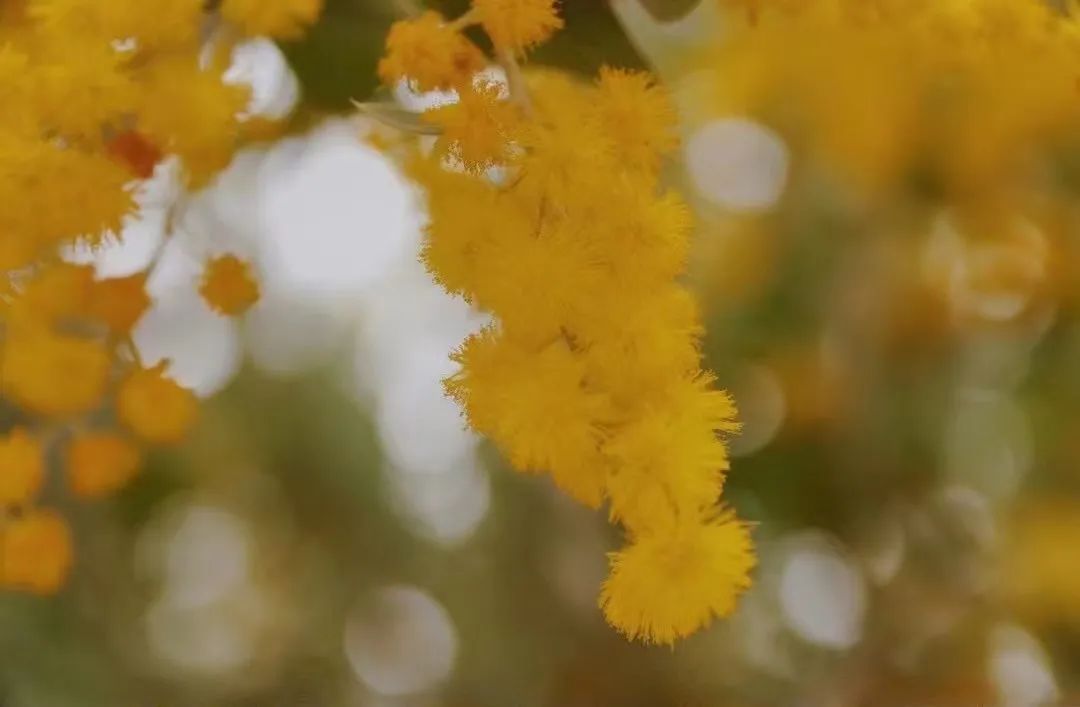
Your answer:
199,254 -> 261,316
134,54 -> 251,186
67,432 -> 142,499
88,274 -> 151,333
6,263 -> 93,326
470,0 -> 563,53
378,11 -> 486,92
697,0 -> 1080,199
0,509 -> 72,595
0,0 -> 318,596
1,328 -> 112,418
117,364 -> 199,445
376,1 -> 753,644
28,0 -> 205,49
424,80 -> 522,174
0,139 -> 135,251
0,428 -> 44,506
105,131 -> 164,180
25,38 -> 139,138
221,0 -> 323,40
0,233 -> 38,273
1002,500 -> 1080,627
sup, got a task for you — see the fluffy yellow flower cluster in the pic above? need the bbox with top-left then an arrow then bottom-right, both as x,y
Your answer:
0,0 -> 320,594
705,0 -> 1080,201
377,0 -> 755,644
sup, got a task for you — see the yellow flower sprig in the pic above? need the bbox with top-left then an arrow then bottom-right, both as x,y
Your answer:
376,0 -> 755,644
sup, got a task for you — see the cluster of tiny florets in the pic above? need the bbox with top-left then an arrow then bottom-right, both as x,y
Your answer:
376,0 -> 755,644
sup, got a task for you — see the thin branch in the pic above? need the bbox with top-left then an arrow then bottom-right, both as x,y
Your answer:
496,46 -> 533,114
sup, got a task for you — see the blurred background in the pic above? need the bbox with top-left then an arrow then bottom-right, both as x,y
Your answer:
3,1 -> 1079,705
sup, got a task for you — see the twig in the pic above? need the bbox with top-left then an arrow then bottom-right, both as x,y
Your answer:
496,46 -> 533,114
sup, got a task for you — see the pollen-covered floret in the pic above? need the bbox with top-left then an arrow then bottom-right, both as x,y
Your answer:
600,512 -> 755,645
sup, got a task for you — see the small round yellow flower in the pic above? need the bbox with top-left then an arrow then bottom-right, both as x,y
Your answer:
199,254 -> 260,316
0,508 -> 73,595
67,433 -> 142,499
471,0 -> 563,53
2,328 -> 112,418
446,329 -> 611,507
0,428 -> 44,506
600,512 -> 755,645
378,11 -> 486,92
604,374 -> 738,532
595,67 -> 679,177
117,364 -> 198,445
8,263 -> 93,326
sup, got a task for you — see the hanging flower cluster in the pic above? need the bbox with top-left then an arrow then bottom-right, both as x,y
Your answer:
376,0 -> 755,644
0,0 -> 320,595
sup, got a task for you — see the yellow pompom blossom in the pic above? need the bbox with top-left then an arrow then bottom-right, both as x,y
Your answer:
0,428 -> 45,506
0,0 -> 318,594
221,0 -> 323,40
424,80 -> 522,174
133,54 -> 251,187
376,2 -> 754,643
448,329 -> 612,507
0,509 -> 73,595
1,328 -> 112,418
199,254 -> 261,316
67,432 -> 142,499
471,0 -> 563,53
594,67 -> 679,179
378,11 -> 487,92
117,364 -> 199,445
600,512 -> 754,645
